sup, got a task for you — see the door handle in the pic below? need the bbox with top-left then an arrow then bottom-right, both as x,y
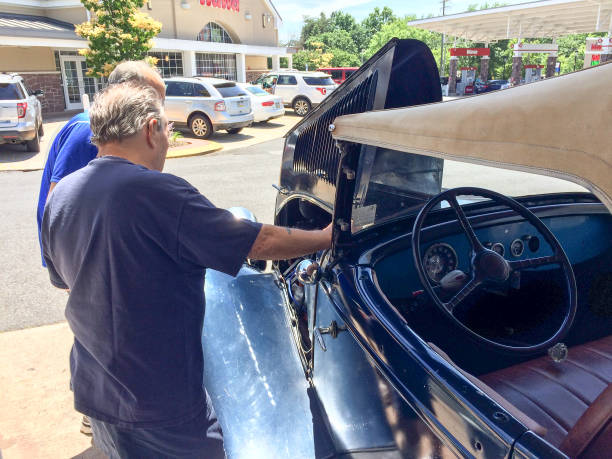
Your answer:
315,320 -> 347,351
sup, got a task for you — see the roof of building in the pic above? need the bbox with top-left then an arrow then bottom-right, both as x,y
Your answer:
408,0 -> 612,41
0,13 -> 79,40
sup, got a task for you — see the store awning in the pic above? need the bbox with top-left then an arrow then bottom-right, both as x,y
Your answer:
0,13 -> 79,40
408,0 -> 612,42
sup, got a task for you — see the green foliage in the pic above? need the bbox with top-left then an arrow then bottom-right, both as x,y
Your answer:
365,17 -> 441,65
362,6 -> 397,38
76,0 -> 161,77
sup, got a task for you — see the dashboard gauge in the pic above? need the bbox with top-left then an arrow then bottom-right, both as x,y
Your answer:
491,243 -> 505,256
423,243 -> 458,283
510,239 -> 524,257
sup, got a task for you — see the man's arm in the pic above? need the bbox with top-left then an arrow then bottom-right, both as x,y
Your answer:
47,181 -> 57,201
248,223 -> 332,260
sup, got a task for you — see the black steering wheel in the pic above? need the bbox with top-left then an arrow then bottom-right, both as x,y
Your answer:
412,187 -> 577,354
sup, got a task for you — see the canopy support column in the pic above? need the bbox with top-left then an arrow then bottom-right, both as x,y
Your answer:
449,56 -> 458,95
480,43 -> 490,81
546,38 -> 557,78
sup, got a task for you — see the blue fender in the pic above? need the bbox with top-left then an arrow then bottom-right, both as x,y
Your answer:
202,266 -> 318,458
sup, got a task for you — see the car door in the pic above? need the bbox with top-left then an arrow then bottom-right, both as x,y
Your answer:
261,74 -> 278,94
274,75 -> 298,104
164,81 -> 195,124
308,274 -> 397,453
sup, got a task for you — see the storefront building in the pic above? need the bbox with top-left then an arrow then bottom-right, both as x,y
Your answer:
0,0 -> 292,113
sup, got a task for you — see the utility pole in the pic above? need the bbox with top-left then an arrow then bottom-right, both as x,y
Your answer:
440,0 -> 450,76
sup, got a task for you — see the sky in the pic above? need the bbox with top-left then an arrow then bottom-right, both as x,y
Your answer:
274,0 -> 528,43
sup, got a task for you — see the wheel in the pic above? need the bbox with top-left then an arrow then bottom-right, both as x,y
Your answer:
411,187 -> 577,355
292,98 -> 311,117
226,128 -> 243,134
38,123 -> 44,137
26,131 -> 40,152
189,114 -> 212,139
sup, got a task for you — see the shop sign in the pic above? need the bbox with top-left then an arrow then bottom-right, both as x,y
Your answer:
450,48 -> 490,57
199,0 -> 239,11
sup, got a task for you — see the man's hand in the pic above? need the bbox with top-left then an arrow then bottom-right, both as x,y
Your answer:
248,222 -> 333,261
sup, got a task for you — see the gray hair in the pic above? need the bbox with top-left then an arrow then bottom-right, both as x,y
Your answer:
89,82 -> 163,146
108,60 -> 161,85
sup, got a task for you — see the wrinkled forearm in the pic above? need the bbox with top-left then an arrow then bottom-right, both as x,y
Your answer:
248,224 -> 331,260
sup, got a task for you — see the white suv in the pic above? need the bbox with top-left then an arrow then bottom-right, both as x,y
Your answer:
252,71 -> 336,116
0,73 -> 44,152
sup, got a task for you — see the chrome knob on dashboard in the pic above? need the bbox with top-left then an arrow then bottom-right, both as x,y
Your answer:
296,260 -> 320,284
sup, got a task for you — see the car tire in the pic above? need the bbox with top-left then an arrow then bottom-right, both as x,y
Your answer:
26,131 -> 40,152
226,128 -> 243,134
38,123 -> 44,137
292,98 -> 311,117
189,114 -> 212,139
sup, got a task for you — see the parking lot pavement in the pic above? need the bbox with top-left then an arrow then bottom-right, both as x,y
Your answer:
0,110 -> 301,172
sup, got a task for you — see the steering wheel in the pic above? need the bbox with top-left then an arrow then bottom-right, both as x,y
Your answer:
411,187 -> 577,354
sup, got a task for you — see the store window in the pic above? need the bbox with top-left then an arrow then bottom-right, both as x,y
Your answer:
195,53 -> 237,81
147,51 -> 184,77
197,22 -> 233,43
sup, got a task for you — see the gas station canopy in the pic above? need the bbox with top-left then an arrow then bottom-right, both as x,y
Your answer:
408,0 -> 612,42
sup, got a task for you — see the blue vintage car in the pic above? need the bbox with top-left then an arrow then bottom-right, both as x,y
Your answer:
202,40 -> 612,458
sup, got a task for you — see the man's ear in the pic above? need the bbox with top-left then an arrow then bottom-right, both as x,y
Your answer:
145,118 -> 159,149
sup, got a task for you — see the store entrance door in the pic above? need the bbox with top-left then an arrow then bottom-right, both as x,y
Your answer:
60,55 -> 103,110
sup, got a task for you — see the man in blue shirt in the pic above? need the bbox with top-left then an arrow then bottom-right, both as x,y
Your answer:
41,82 -> 331,457
36,61 -> 166,266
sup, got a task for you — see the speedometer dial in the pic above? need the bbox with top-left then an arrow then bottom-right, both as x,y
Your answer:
423,243 -> 458,283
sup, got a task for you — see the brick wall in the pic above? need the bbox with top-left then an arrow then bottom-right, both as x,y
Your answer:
20,73 -> 65,114
246,70 -> 267,83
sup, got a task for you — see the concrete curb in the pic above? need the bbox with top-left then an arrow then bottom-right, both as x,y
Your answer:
166,139 -> 223,159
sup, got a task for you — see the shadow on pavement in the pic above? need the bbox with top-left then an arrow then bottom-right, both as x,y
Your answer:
71,445 -> 107,458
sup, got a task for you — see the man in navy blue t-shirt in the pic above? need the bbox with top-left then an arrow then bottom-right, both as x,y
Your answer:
36,61 -> 166,267
41,82 -> 331,457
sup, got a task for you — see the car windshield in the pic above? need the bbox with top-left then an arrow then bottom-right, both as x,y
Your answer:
0,83 -> 24,100
303,76 -> 335,86
351,146 -> 587,233
245,86 -> 269,96
214,83 -> 247,97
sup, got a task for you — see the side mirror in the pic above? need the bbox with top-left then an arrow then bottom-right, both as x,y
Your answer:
34,89 -> 44,97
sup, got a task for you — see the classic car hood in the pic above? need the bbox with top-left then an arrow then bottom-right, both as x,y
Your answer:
331,63 -> 612,212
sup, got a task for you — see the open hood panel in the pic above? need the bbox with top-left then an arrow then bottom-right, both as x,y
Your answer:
275,39 -> 443,219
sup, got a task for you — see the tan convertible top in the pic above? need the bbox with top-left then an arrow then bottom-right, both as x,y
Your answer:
331,63 -> 612,211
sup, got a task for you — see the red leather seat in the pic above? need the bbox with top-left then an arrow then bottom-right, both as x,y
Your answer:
480,336 -> 612,456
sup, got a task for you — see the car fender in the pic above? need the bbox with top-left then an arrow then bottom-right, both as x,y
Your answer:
202,266 -> 320,458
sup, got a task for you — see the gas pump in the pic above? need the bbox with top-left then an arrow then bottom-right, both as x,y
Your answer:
524,65 -> 543,83
457,67 -> 477,95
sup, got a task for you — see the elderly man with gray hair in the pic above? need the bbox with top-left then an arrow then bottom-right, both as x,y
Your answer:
41,81 -> 331,458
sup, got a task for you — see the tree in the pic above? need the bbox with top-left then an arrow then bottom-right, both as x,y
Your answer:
365,17 -> 441,64
300,13 -> 333,45
75,0 -> 161,77
362,6 -> 397,38
292,41 -> 333,71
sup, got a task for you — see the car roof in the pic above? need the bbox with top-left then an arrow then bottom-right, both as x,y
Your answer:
0,73 -> 22,83
163,76 -> 235,85
331,64 -> 612,212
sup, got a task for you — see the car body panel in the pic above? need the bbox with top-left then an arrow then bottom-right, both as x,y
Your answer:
0,74 -> 42,144
237,83 -> 284,122
202,267 -> 323,458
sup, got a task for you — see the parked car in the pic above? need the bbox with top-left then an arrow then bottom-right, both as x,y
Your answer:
236,83 -> 284,123
163,77 -> 253,139
202,39 -> 612,458
0,73 -> 44,152
475,79 -> 510,94
317,67 -> 359,85
251,71 -> 336,116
